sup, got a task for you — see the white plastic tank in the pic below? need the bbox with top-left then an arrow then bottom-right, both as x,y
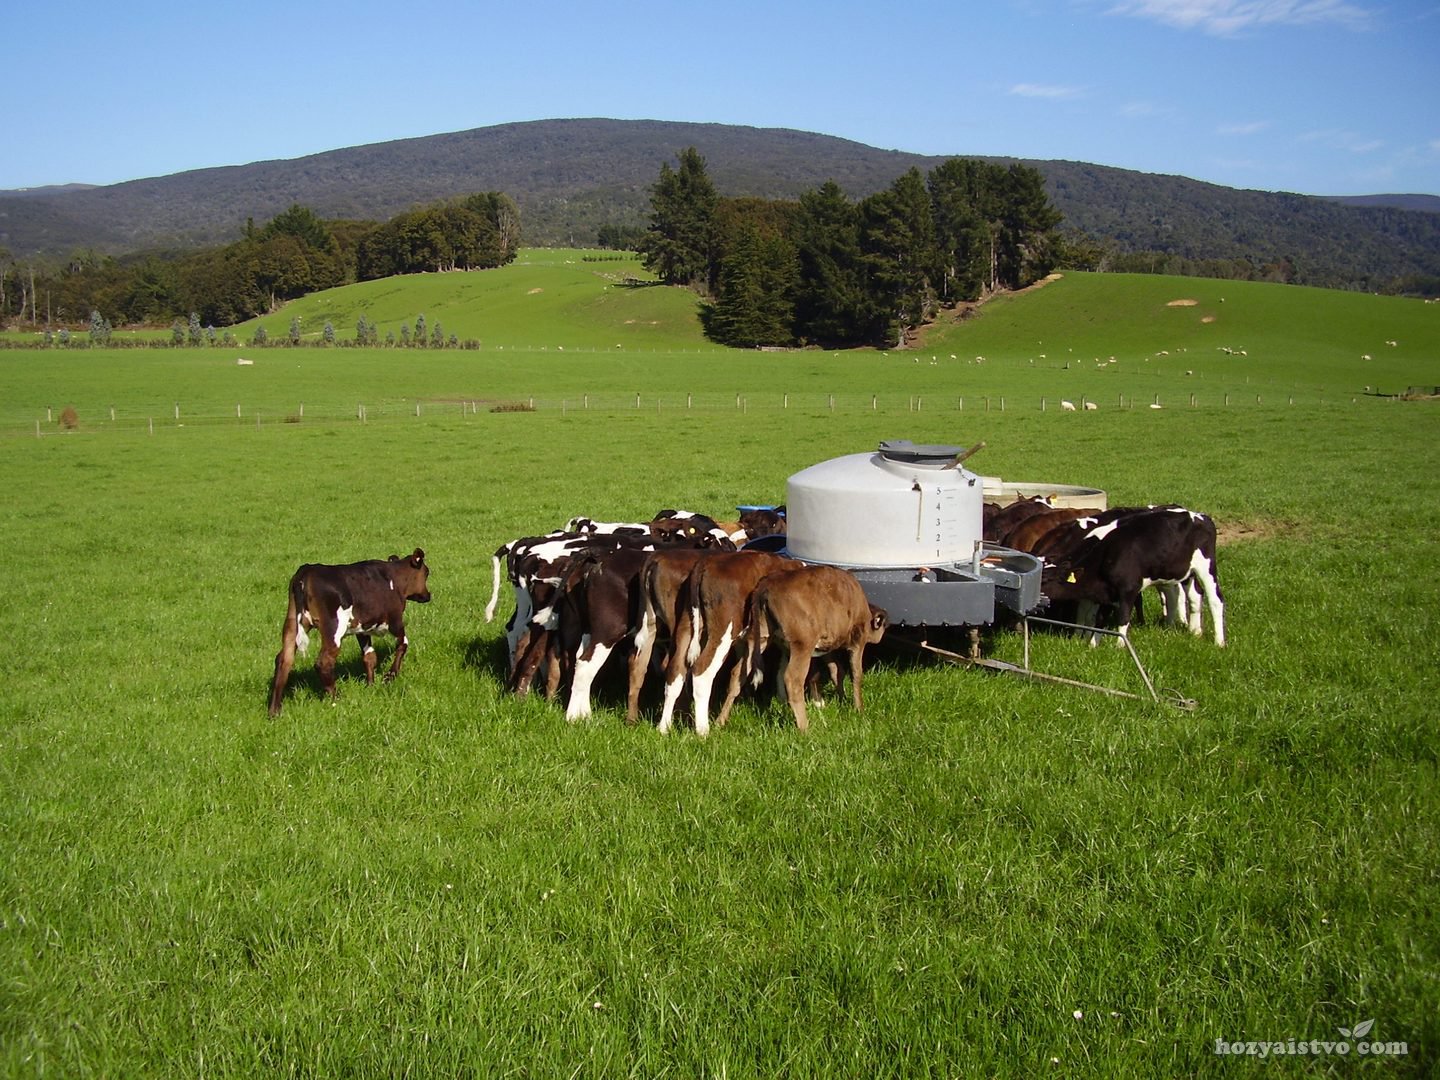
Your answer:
786,440 -> 985,568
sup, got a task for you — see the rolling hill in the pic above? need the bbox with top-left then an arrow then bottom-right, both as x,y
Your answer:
2,118 -> 1438,290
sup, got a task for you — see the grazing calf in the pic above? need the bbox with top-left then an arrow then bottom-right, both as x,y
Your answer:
626,547 -> 720,723
658,550 -> 795,737
983,495 -> 1054,543
1042,510 -> 1224,647
737,507 -> 787,539
529,546 -> 656,721
743,565 -> 889,732
268,549 -> 431,716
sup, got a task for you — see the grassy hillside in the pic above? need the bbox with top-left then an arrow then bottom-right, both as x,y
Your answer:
241,249 -> 706,352
4,262 -> 1436,434
2,273 -> 1438,1074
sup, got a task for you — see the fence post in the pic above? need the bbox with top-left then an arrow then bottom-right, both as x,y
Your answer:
236,404 -> 242,420
1000,397 -> 1005,412
35,420 -> 41,438
871,394 -> 876,411
174,403 -> 179,422
687,393 -> 693,409
300,403 -> 304,418
149,418 -> 154,436
1041,397 -> 1046,412
828,394 -> 835,411
917,396 -> 922,412
110,406 -> 115,422
784,393 -> 789,409
584,394 -> 589,410
958,396 -> 963,411
636,393 -> 642,409
47,407 -> 52,422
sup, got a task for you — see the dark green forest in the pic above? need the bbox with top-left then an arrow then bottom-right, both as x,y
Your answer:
0,195 -> 519,331
638,150 -> 1065,348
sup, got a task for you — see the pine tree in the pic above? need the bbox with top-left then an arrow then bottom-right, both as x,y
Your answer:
793,182 -> 868,346
639,148 -> 718,290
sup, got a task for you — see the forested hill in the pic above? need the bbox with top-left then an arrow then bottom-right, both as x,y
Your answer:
2,118 -> 1437,290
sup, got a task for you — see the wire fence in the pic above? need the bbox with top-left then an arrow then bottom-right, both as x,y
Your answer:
7,387 -> 1395,439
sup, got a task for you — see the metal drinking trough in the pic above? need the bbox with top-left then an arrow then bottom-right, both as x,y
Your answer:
762,439 -> 1188,707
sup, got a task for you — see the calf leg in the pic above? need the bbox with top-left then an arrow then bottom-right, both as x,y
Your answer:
779,642 -> 811,732
358,634 -> 378,684
566,637 -> 614,721
847,646 -> 866,712
316,638 -> 341,702
269,624 -> 299,717
626,607 -> 658,724
384,618 -> 409,681
657,606 -> 697,735
688,624 -> 736,738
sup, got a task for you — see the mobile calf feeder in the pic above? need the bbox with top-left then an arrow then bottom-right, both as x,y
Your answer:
751,439 -> 1191,707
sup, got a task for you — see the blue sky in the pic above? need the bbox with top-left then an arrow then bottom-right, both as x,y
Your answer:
5,0 -> 1437,196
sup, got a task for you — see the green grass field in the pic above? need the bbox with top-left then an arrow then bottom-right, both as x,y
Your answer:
2,263 -> 1437,1076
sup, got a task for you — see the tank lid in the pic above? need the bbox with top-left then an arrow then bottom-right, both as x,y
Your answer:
877,439 -> 967,465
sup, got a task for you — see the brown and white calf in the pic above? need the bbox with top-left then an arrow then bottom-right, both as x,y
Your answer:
742,565 -> 889,731
625,547 -> 723,724
657,550 -> 796,737
268,549 -> 432,716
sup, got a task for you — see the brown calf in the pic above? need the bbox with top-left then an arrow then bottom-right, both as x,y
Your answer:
268,549 -> 431,716
743,564 -> 888,731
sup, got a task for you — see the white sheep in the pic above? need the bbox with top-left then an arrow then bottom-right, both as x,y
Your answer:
1061,400 -> 1076,411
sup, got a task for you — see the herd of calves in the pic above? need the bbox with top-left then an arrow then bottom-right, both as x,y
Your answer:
267,499 -> 1225,731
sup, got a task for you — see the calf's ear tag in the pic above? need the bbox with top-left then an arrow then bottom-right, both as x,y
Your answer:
1066,572 -> 1077,583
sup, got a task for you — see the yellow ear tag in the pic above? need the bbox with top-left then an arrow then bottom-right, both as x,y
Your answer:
1066,572 -> 1077,583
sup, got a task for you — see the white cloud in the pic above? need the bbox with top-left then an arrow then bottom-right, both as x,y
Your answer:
1009,83 -> 1084,99
1218,120 -> 1270,135
1107,0 -> 1373,36
1119,101 -> 1172,118
1299,128 -> 1385,153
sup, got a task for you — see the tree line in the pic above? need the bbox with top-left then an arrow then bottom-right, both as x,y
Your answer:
0,193 -> 520,331
635,149 -> 1064,348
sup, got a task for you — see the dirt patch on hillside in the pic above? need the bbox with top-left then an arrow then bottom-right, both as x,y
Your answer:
1201,315 -> 1217,323
907,274 -> 1063,348
1167,298 -> 1199,307
1217,518 -> 1291,546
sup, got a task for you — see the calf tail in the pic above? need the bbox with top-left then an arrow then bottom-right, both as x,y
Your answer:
744,593 -> 771,690
484,546 -> 506,623
269,574 -> 307,717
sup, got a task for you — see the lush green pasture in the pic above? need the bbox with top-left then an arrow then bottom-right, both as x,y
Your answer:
2,277 -> 1438,1076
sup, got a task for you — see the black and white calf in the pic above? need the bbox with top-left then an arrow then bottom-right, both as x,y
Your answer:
1041,508 -> 1225,647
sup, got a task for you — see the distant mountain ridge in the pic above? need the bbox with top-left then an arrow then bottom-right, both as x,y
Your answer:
1324,193 -> 1440,213
1,118 -> 1437,289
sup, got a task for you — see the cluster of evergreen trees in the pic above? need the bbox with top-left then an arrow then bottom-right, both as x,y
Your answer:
355,193 -> 520,279
636,149 -> 1064,348
0,193 -> 520,331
